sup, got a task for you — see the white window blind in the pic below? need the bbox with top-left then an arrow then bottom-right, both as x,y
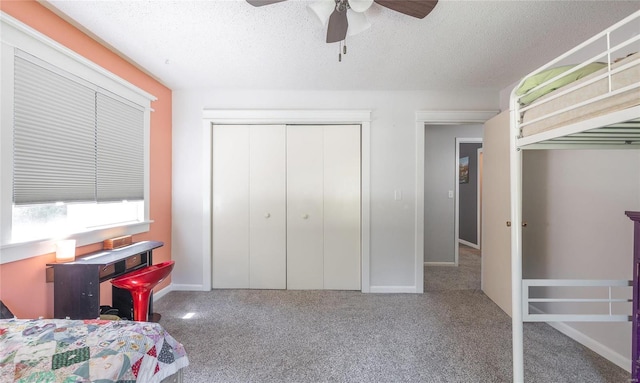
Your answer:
13,54 -> 96,204
13,50 -> 145,205
96,93 -> 144,201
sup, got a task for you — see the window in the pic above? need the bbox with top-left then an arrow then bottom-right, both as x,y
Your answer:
0,13 -> 155,263
12,201 -> 144,243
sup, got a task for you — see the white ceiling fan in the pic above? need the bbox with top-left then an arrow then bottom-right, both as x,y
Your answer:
247,0 -> 439,43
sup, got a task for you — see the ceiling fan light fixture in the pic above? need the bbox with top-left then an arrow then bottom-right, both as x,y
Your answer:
308,0 -> 336,26
346,10 -> 371,37
348,0 -> 374,13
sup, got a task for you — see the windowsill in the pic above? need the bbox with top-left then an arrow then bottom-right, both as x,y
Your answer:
0,220 -> 153,264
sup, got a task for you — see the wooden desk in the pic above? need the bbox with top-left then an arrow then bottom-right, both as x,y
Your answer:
47,241 -> 163,319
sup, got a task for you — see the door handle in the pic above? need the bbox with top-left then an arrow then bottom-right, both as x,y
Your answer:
264,213 -> 271,218
302,214 -> 309,219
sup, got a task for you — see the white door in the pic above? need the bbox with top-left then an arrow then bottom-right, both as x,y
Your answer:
249,125 -> 286,289
323,125 -> 361,290
287,125 -> 361,290
213,124 -> 361,291
213,124 -> 287,289
481,111 -> 512,316
212,125 -> 250,288
286,126 -> 325,289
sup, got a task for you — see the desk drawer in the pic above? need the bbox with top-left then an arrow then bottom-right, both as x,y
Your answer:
125,255 -> 143,269
99,264 -> 115,279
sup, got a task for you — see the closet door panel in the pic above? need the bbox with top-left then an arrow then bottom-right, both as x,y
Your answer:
287,126 -> 324,290
323,125 -> 361,290
212,125 -> 250,288
249,125 -> 286,289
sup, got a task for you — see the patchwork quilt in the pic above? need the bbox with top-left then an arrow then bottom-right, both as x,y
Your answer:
0,318 -> 189,383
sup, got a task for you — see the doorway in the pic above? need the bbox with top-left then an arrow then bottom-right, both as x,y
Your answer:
417,110 -> 497,293
423,125 -> 483,267
455,139 -> 483,265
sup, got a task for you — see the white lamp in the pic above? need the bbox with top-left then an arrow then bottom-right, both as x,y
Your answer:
56,239 -> 76,263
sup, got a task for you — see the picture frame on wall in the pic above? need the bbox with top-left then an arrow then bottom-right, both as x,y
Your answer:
459,156 -> 469,184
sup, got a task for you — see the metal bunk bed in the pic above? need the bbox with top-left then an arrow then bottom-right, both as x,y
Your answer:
509,10 -> 640,383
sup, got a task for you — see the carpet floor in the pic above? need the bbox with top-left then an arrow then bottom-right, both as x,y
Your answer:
155,247 -> 630,383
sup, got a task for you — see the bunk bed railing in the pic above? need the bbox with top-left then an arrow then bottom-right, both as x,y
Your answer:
513,11 -> 640,109
510,11 -> 640,149
519,80 -> 640,130
517,34 -> 640,116
523,279 -> 632,322
515,107 -> 640,149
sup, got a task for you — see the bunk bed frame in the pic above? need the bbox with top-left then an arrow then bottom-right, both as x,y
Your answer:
509,10 -> 640,383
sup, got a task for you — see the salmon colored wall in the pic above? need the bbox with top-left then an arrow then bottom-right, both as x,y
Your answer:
0,0 -> 172,319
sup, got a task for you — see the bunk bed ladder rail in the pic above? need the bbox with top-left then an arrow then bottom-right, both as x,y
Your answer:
522,279 -> 632,322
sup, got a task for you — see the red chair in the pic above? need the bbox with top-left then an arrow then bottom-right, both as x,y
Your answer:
111,260 -> 174,321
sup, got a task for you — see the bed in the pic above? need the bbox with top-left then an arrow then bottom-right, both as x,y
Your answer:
519,52 -> 639,137
509,10 -> 640,383
0,318 -> 189,383
513,11 -> 640,150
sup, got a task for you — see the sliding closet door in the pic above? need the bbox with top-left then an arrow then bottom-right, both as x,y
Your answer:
213,124 -> 360,291
212,125 -> 250,288
249,125 -> 286,289
287,126 -> 324,289
287,125 -> 361,290
324,125 -> 361,290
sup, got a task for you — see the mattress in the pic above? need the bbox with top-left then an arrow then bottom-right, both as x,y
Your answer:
0,318 -> 189,383
520,53 -> 640,137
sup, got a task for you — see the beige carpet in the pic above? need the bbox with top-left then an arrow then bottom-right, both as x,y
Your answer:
424,244 -> 481,291
154,246 -> 629,383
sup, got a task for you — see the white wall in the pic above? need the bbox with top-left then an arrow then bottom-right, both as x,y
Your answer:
499,81 -> 516,112
424,124 -> 483,263
172,90 -> 498,291
522,149 -> 640,366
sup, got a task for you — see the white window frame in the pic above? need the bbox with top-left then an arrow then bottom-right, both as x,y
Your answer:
0,13 -> 155,264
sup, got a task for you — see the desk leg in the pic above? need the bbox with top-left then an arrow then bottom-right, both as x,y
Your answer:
112,286 -> 133,320
54,265 -> 100,319
112,287 -> 159,322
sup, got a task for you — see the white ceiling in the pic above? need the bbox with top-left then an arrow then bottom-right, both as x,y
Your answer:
45,0 -> 640,92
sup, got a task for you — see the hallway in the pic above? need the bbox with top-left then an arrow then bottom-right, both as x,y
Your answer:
424,244 -> 481,291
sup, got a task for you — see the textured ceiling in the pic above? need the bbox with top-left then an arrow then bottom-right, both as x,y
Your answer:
45,0 -> 640,92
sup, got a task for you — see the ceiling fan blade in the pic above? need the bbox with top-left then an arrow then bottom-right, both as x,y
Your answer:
246,0 -> 287,7
374,0 -> 438,19
326,8 -> 348,43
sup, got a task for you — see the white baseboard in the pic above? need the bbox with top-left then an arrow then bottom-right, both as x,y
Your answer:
424,261 -> 456,267
171,283 -> 205,291
369,285 -> 417,293
153,283 -> 208,302
458,239 -> 479,249
153,284 -> 173,302
528,305 -> 631,372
